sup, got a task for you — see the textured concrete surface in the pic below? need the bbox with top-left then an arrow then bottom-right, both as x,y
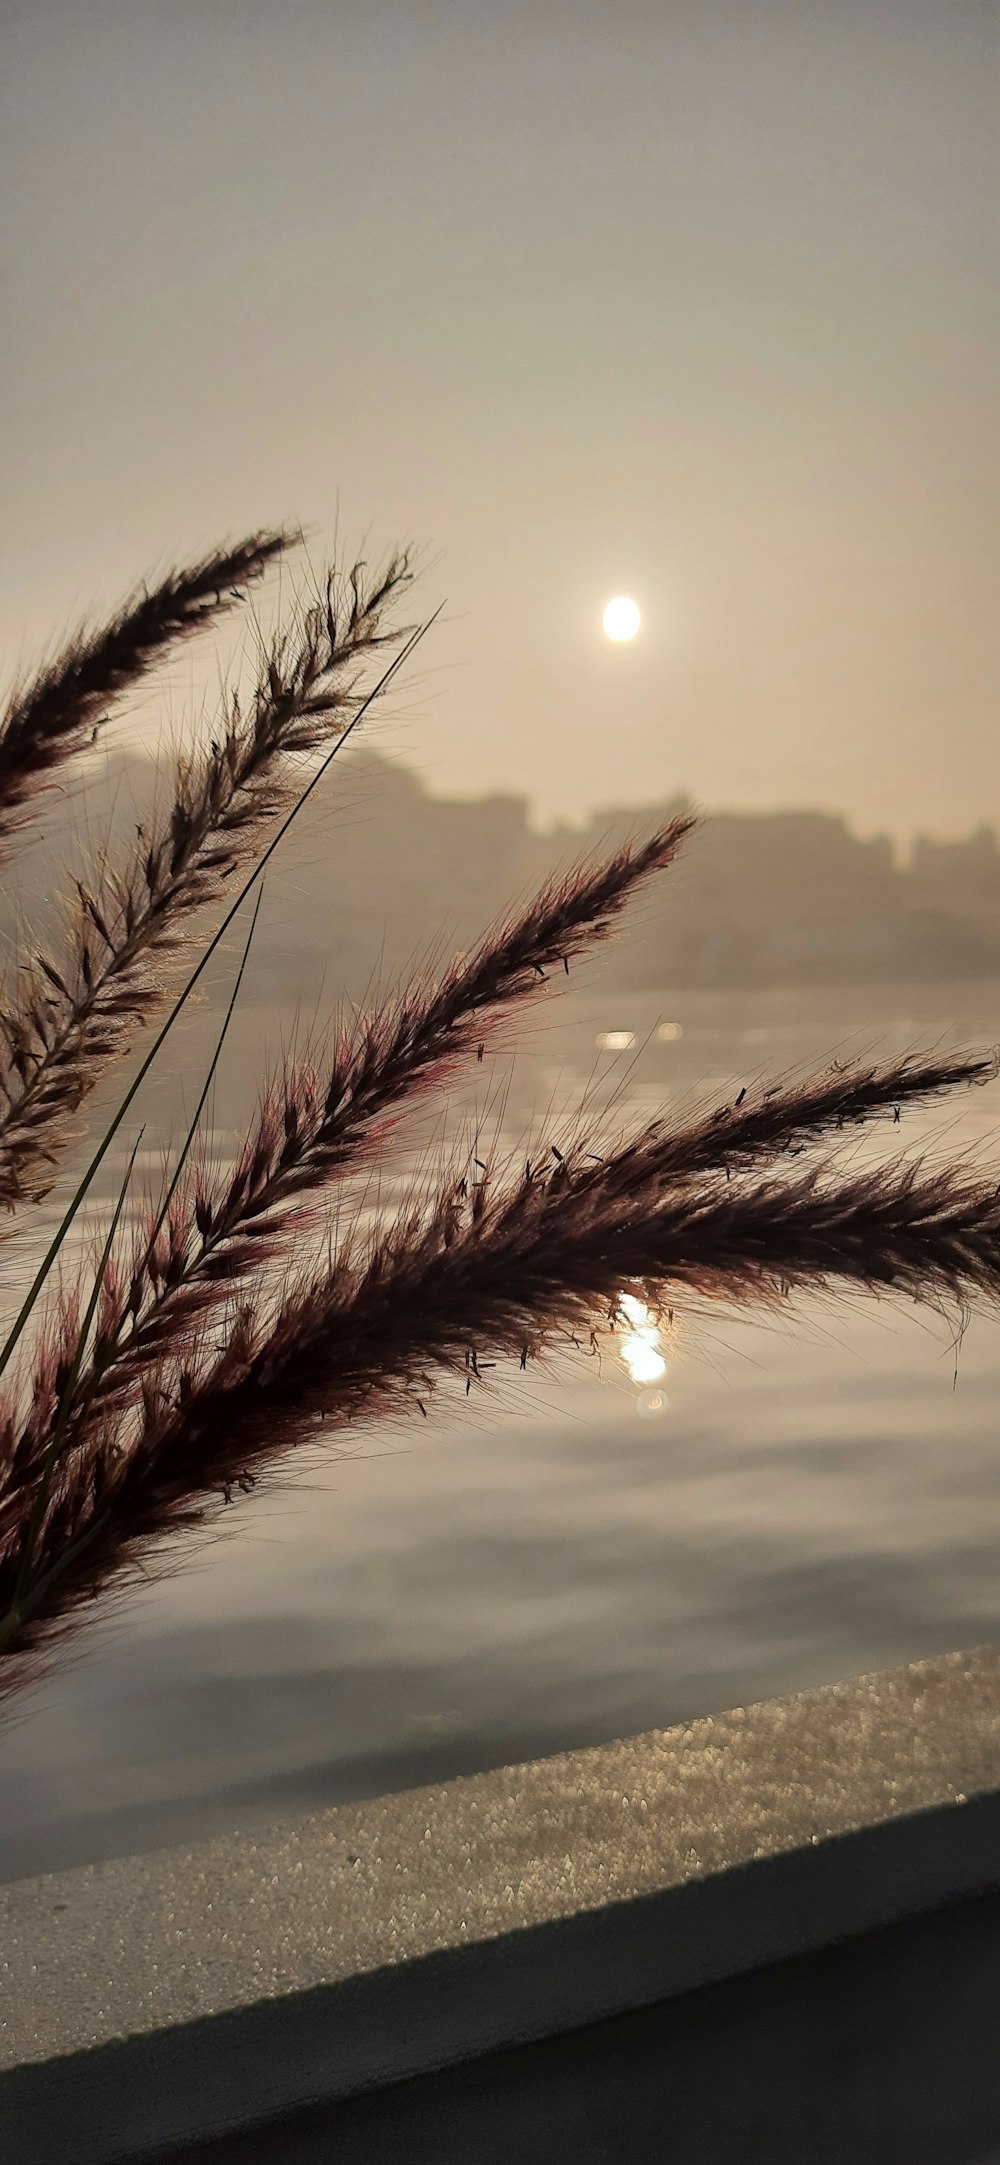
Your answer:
2,1645 -> 1000,2163
156,1887 -> 1000,2164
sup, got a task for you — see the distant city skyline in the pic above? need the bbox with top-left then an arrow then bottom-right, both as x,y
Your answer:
6,743 -> 1000,1014
2,1 -> 995,843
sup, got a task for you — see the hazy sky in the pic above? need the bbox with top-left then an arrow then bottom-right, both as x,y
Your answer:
2,1 -> 996,839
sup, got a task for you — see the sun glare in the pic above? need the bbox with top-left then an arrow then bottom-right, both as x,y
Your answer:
602,595 -> 640,642
617,1292 -> 668,1387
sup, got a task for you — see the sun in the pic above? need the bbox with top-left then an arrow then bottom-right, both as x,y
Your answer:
602,595 -> 640,642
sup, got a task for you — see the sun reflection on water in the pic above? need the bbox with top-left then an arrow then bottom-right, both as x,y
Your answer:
617,1292 -> 668,1389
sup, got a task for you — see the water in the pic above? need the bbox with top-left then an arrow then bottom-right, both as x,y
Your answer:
2,977 -> 1000,1884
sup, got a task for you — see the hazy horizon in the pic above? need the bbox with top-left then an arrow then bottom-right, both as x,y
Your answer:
3,1 -> 996,845
38,733 -> 1000,861
4,5 -> 1000,1893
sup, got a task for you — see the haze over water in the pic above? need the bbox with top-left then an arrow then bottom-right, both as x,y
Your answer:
1,2 -> 995,1881
3,974 -> 1000,1884
2,1 -> 996,839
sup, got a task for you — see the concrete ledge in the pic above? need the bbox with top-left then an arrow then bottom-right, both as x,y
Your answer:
2,1645 -> 1000,2164
146,1884 -> 1000,2162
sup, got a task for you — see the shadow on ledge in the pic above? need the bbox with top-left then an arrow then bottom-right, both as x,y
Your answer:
163,1885 -> 1000,2165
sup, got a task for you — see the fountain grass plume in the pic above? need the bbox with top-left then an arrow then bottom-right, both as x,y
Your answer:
2,947 -> 988,1494
4,1144 -> 1000,1695
0,531 -> 292,854
553,1047 -> 1000,1201
0,551 -> 414,1209
0,514 -> 998,1713
0,814 -> 697,1478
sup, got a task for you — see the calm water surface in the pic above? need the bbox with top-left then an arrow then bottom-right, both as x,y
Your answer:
2,978 -> 1000,1882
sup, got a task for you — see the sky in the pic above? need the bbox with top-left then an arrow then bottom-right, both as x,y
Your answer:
1,0 -> 996,841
